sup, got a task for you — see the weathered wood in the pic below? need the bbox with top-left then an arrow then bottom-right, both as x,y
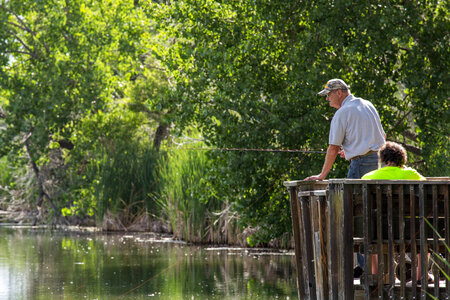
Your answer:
288,186 -> 306,299
284,179 -> 450,300
432,184 -> 439,297
343,184 -> 354,300
398,184 -> 406,298
376,185 -> 383,298
387,184 -> 394,297
311,194 -> 329,299
319,194 -> 330,298
300,194 -> 317,299
328,183 -> 340,300
445,183 -> 450,298
419,183 -> 427,299
362,183 -> 370,300
410,185 -> 418,297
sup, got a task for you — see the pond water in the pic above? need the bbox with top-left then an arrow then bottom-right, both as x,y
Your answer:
0,226 -> 298,299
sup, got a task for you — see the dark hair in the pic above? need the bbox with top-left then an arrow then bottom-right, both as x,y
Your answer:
379,142 -> 407,167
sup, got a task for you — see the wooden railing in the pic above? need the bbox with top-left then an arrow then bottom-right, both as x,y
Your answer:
284,178 -> 450,300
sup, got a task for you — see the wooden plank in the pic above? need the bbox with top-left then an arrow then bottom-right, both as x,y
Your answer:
311,195 -> 326,299
376,185 -> 383,298
318,195 -> 329,298
410,184 -> 418,296
343,184 -> 354,300
387,184 -> 394,297
432,184 -> 439,297
398,184 -> 406,297
300,195 -> 317,299
419,183 -> 427,299
444,183 -> 450,297
327,183 -> 339,300
362,183 -> 370,300
288,187 -> 307,299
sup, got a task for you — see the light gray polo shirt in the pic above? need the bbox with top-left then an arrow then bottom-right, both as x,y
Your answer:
329,94 -> 385,160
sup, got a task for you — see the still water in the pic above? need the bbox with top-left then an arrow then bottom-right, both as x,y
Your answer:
0,226 -> 298,299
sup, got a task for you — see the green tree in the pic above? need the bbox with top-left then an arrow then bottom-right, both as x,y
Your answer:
0,0 -> 149,220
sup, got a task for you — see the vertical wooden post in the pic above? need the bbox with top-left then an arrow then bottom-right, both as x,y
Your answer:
410,184 -> 417,297
288,186 -> 306,299
343,184 -> 354,299
328,183 -> 339,300
387,184 -> 394,297
311,192 -> 329,299
376,185 -> 384,298
300,194 -> 317,299
444,183 -> 450,298
319,194 -> 330,298
362,183 -> 370,300
419,183 -> 427,299
398,184 -> 406,298
328,182 -> 354,300
432,184 -> 439,298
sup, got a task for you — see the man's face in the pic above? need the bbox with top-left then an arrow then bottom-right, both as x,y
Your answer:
326,90 -> 342,109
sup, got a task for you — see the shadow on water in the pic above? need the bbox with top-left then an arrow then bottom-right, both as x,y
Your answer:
0,226 -> 298,299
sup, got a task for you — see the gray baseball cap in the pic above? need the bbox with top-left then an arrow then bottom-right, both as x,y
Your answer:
318,79 -> 350,96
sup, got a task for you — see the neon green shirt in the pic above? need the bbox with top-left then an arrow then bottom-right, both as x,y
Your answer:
362,166 -> 425,180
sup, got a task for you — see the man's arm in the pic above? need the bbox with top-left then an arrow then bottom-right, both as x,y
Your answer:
304,144 -> 340,181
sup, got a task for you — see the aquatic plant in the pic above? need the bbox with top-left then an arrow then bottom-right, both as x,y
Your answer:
155,146 -> 241,244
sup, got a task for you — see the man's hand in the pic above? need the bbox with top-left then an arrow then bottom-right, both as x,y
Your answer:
304,144 -> 340,181
304,174 -> 325,181
339,149 -> 345,158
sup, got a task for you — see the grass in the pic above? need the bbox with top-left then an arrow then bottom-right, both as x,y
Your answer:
95,144 -> 159,225
155,146 -> 242,244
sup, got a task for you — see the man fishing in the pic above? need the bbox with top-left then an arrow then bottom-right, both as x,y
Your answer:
305,79 -> 386,181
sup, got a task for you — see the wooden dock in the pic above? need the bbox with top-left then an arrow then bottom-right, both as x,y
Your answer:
284,178 -> 450,300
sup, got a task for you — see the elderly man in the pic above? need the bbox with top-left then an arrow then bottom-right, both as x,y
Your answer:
305,79 -> 386,181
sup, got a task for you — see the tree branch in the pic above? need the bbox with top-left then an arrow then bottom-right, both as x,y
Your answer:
8,30 -> 38,59
400,130 -> 418,142
1,5 -> 50,55
128,102 -> 163,121
397,141 -> 422,156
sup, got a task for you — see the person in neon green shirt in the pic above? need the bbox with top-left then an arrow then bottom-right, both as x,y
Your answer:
362,141 -> 425,180
362,141 -> 431,283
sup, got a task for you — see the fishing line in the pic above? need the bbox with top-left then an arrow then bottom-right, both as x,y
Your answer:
114,256 -> 184,299
170,147 -> 326,154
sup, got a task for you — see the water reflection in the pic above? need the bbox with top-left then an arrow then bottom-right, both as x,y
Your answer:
0,227 -> 298,299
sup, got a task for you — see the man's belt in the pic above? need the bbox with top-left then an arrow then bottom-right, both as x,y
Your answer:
351,150 -> 378,161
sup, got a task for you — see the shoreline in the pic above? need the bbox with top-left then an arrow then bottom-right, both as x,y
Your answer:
0,223 -> 295,254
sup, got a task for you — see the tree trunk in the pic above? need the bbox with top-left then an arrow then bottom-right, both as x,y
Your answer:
153,123 -> 170,152
25,139 -> 60,220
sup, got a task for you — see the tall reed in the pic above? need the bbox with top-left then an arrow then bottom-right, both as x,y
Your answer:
96,144 -> 159,223
155,147 -> 227,243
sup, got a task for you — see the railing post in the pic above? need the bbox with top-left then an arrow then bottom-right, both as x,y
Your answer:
300,192 -> 317,299
287,185 -> 307,299
328,182 -> 354,300
444,183 -> 449,299
310,191 -> 329,299
419,183 -> 427,299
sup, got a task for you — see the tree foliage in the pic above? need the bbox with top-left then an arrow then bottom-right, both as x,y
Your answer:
0,0 -> 151,217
